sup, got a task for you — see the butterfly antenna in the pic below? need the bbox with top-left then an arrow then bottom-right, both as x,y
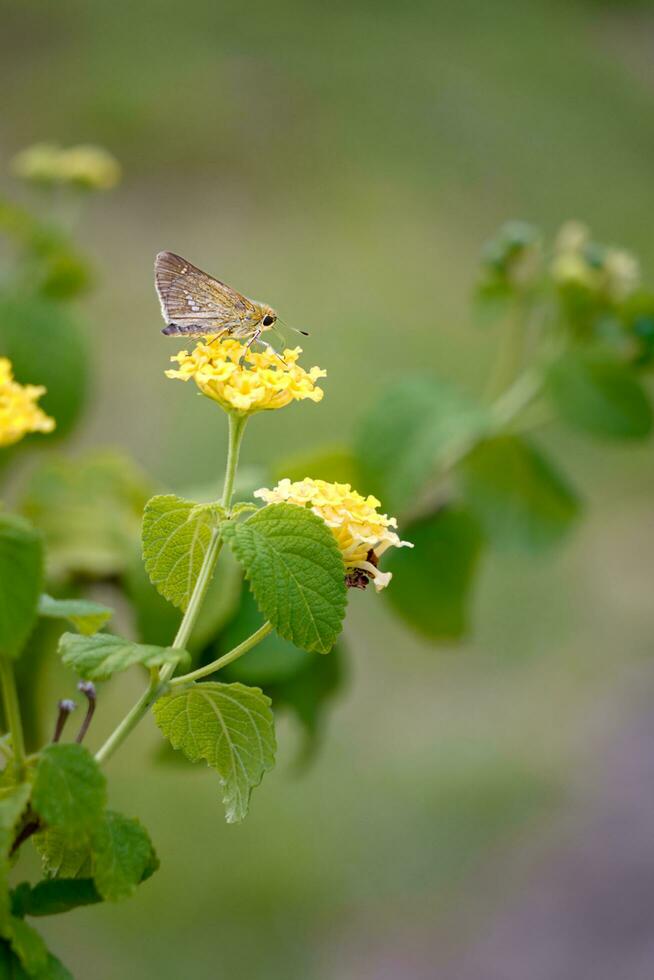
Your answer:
277,317 -> 309,337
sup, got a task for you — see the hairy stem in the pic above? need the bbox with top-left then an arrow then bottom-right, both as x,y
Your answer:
170,622 -> 273,687
0,657 -> 26,779
95,412 -> 249,766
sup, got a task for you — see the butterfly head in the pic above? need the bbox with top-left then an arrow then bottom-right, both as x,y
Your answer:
260,305 -> 277,331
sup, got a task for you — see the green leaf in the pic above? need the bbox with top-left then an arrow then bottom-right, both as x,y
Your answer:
0,784 -> 32,929
22,452 -> 151,581
59,632 -> 188,682
11,878 -> 100,917
31,745 -> 106,840
0,515 -> 43,658
37,595 -> 112,636
546,351 -> 653,439
153,682 -> 276,823
91,811 -> 156,902
459,435 -> 581,552
384,507 -> 484,640
142,495 -> 225,611
33,829 -> 92,880
222,504 -> 346,654
0,293 -> 89,440
357,377 -> 490,515
5,917 -> 48,976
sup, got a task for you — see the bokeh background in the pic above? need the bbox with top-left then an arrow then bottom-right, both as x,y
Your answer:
3,1 -> 654,977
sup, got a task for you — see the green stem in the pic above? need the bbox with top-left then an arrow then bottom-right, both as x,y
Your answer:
0,657 -> 26,778
485,298 -> 528,400
95,411 -> 249,766
170,622 -> 273,687
94,673 -> 159,766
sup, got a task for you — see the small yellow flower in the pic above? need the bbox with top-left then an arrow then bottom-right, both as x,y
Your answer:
0,358 -> 55,448
166,338 -> 326,415
11,143 -> 121,191
254,477 -> 413,591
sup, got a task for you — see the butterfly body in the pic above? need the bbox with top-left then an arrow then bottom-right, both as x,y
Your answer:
155,251 -> 278,340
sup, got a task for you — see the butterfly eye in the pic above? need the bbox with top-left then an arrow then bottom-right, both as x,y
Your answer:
262,314 -> 275,327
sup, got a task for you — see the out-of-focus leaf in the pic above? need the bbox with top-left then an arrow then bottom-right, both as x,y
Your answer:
546,350 -> 652,439
0,515 -> 43,658
222,504 -> 347,654
459,435 -> 581,552
91,811 -> 156,902
37,594 -> 113,636
34,828 -> 92,880
272,445 -> 359,487
31,745 -> 106,841
11,878 -> 100,917
0,784 -> 32,929
0,293 -> 89,439
384,506 -> 484,640
357,377 -> 490,516
22,452 -> 151,581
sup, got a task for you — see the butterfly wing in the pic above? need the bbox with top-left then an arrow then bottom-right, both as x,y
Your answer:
155,251 -> 260,336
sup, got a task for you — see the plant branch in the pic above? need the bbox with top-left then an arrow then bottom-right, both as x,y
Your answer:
170,622 -> 273,687
94,411 -> 249,766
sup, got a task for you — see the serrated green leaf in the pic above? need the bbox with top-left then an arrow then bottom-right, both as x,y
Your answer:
142,495 -> 224,611
91,811 -> 156,902
11,878 -> 100,918
357,377 -> 490,515
31,745 -> 106,840
222,504 -> 346,654
459,435 -> 581,552
153,682 -> 276,823
59,631 -> 188,681
37,595 -> 113,636
0,516 -> 43,658
383,507 -> 484,640
546,350 -> 653,439
22,452 -> 150,581
33,828 -> 92,880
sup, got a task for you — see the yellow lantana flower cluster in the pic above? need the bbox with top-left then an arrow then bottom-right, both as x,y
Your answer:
254,477 -> 413,591
11,143 -> 121,191
0,358 -> 55,448
166,338 -> 326,414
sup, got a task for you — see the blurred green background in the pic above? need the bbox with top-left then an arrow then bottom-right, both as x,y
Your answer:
3,0 -> 654,976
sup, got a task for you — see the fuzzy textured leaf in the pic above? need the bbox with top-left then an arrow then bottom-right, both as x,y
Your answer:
38,594 -> 113,636
0,515 -> 43,658
222,504 -> 346,654
91,811 -> 156,902
142,495 -> 225,611
153,682 -> 276,823
59,631 -> 188,681
31,745 -> 106,840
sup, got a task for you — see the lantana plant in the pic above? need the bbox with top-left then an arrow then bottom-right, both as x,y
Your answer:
0,209 -> 652,978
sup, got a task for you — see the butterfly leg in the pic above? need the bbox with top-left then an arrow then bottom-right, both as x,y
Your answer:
238,329 -> 262,366
255,338 -> 286,365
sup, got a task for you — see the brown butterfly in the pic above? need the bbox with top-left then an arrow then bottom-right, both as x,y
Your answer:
155,251 -> 306,353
